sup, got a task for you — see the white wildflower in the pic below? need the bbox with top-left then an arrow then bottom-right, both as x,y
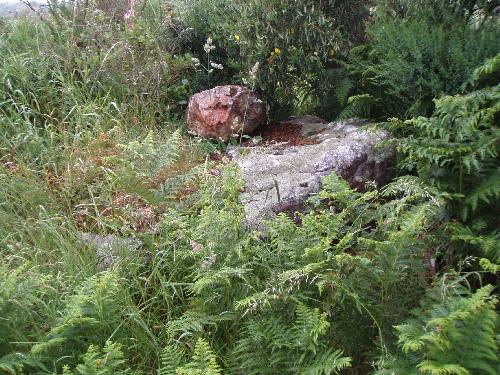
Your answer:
124,8 -> 134,20
210,62 -> 223,70
204,38 -> 216,53
250,61 -> 260,75
190,240 -> 203,253
201,252 -> 217,270
250,62 -> 260,82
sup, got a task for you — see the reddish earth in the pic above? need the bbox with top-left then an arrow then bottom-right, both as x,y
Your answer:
243,120 -> 322,147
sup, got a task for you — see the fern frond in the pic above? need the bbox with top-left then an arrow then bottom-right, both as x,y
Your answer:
337,94 -> 377,120
176,338 -> 222,375
73,341 -> 129,374
0,352 -> 49,374
417,361 -> 469,375
449,222 -> 500,262
158,345 -> 183,375
166,311 -> 235,345
378,285 -> 499,375
118,129 -> 181,176
0,354 -> 24,375
335,77 -> 356,105
298,349 -> 351,375
233,304 -> 350,375
192,267 -> 250,296
479,258 -> 500,273
292,304 -> 330,351
464,169 -> 500,212
462,52 -> 500,90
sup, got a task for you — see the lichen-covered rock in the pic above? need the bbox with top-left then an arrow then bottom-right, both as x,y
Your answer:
81,232 -> 145,270
187,85 -> 267,141
227,116 -> 395,229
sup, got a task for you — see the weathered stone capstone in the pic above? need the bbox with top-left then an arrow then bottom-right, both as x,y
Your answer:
227,116 -> 395,229
186,85 -> 267,141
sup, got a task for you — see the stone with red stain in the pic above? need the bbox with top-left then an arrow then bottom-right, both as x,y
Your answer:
186,85 -> 267,141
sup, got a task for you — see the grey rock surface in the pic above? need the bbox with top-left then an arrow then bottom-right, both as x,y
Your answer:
228,116 -> 394,228
81,232 -> 144,270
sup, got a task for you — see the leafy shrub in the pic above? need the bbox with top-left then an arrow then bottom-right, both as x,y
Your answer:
376,284 -> 499,375
384,53 -> 499,265
348,0 -> 500,118
173,0 -> 369,118
156,170 -> 444,372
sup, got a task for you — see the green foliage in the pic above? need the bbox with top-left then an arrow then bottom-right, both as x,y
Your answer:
176,338 -> 222,375
158,172 -> 444,372
26,270 -> 153,372
383,54 -> 499,264
62,341 -> 131,375
376,285 -> 499,375
173,0 -> 369,118
158,345 -> 183,375
337,93 -> 378,120
395,87 -> 499,200
118,129 -> 181,177
349,0 -> 500,118
1,2 -> 498,374
449,221 -> 499,263
0,262 -> 54,374
233,304 -> 351,374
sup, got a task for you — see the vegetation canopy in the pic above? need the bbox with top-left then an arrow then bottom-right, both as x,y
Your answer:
0,0 -> 498,374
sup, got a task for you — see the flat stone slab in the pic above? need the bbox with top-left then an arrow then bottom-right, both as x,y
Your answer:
81,232 -> 144,270
227,116 -> 394,229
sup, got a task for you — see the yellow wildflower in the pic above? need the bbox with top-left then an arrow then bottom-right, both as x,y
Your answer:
275,48 -> 281,53
330,49 -> 335,56
291,27 -> 295,34
235,35 -> 240,41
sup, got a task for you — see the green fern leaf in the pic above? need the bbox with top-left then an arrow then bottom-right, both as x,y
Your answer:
159,346 -> 183,375
464,169 -> 500,212
176,338 -> 221,375
298,349 -> 351,375
378,285 -> 499,375
417,361 -> 469,375
337,94 -> 377,120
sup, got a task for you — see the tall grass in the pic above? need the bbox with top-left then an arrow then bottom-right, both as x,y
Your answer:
1,2 -> 498,374
0,3 -> 202,372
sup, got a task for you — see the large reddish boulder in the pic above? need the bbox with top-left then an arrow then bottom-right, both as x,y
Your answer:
186,85 -> 267,141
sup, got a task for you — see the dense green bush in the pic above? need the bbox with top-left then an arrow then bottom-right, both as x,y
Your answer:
346,0 -> 500,118
376,284 -> 499,375
173,0 -> 369,118
384,53 -> 499,268
1,2 -> 498,374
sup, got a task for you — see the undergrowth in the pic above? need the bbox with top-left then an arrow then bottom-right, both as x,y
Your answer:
0,1 -> 498,374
